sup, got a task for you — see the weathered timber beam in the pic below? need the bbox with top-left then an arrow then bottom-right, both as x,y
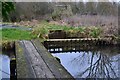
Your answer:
15,41 -> 36,78
32,39 -> 74,79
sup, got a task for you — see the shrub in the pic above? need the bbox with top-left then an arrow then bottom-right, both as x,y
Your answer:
89,27 -> 101,38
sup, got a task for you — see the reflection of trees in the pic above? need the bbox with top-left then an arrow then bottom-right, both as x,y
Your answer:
46,41 -> 119,78
71,51 -> 119,78
70,52 -> 87,67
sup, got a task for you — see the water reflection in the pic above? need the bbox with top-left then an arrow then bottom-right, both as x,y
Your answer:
52,50 -> 120,78
0,24 -> 32,31
0,54 -> 10,78
0,52 -> 10,79
44,41 -> 120,78
0,50 -> 16,79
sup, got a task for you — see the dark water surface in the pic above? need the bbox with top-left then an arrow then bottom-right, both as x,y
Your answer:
44,42 -> 120,78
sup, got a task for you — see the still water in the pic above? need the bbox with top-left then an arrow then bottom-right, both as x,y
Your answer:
0,50 -> 15,79
52,51 -> 120,78
44,42 -> 120,78
0,53 -> 10,79
0,24 -> 32,31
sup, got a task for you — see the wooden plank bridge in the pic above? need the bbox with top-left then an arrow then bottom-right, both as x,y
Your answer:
15,40 -> 74,79
44,38 -> 114,46
46,38 -> 113,42
15,37 -> 116,79
43,38 -> 115,54
45,38 -> 114,45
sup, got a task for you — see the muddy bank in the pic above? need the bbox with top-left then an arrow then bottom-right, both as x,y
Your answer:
1,41 -> 15,50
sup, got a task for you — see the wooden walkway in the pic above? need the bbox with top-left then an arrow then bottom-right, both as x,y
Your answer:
16,40 -> 74,79
46,38 -> 112,42
45,38 -> 114,46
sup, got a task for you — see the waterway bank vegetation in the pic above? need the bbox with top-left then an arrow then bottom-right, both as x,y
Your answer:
32,21 -> 102,39
1,20 -> 120,50
1,28 -> 36,41
1,1 -> 120,48
0,23 -> 119,50
1,21 -> 119,40
0,28 -> 36,49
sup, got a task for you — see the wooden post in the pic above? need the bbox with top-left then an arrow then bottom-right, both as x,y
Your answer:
10,58 -> 16,80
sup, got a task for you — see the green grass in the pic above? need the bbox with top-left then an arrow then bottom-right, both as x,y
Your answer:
0,21 -> 102,42
89,27 -> 101,38
32,22 -> 102,39
1,28 -> 37,41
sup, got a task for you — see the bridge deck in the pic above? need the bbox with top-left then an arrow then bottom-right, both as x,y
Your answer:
46,38 -> 112,42
16,40 -> 74,79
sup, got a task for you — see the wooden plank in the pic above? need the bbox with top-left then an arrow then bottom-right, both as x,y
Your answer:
15,41 -> 36,78
22,40 -> 55,78
32,39 -> 74,79
46,38 -> 112,42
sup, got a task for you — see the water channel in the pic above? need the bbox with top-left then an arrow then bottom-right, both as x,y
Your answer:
0,50 -> 16,79
0,24 -> 26,79
44,41 -> 120,78
0,24 -> 32,31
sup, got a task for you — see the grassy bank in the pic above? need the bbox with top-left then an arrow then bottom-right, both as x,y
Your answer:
1,20 -> 119,49
32,21 -> 102,39
1,21 -> 119,42
1,28 -> 37,41
0,28 -> 37,49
